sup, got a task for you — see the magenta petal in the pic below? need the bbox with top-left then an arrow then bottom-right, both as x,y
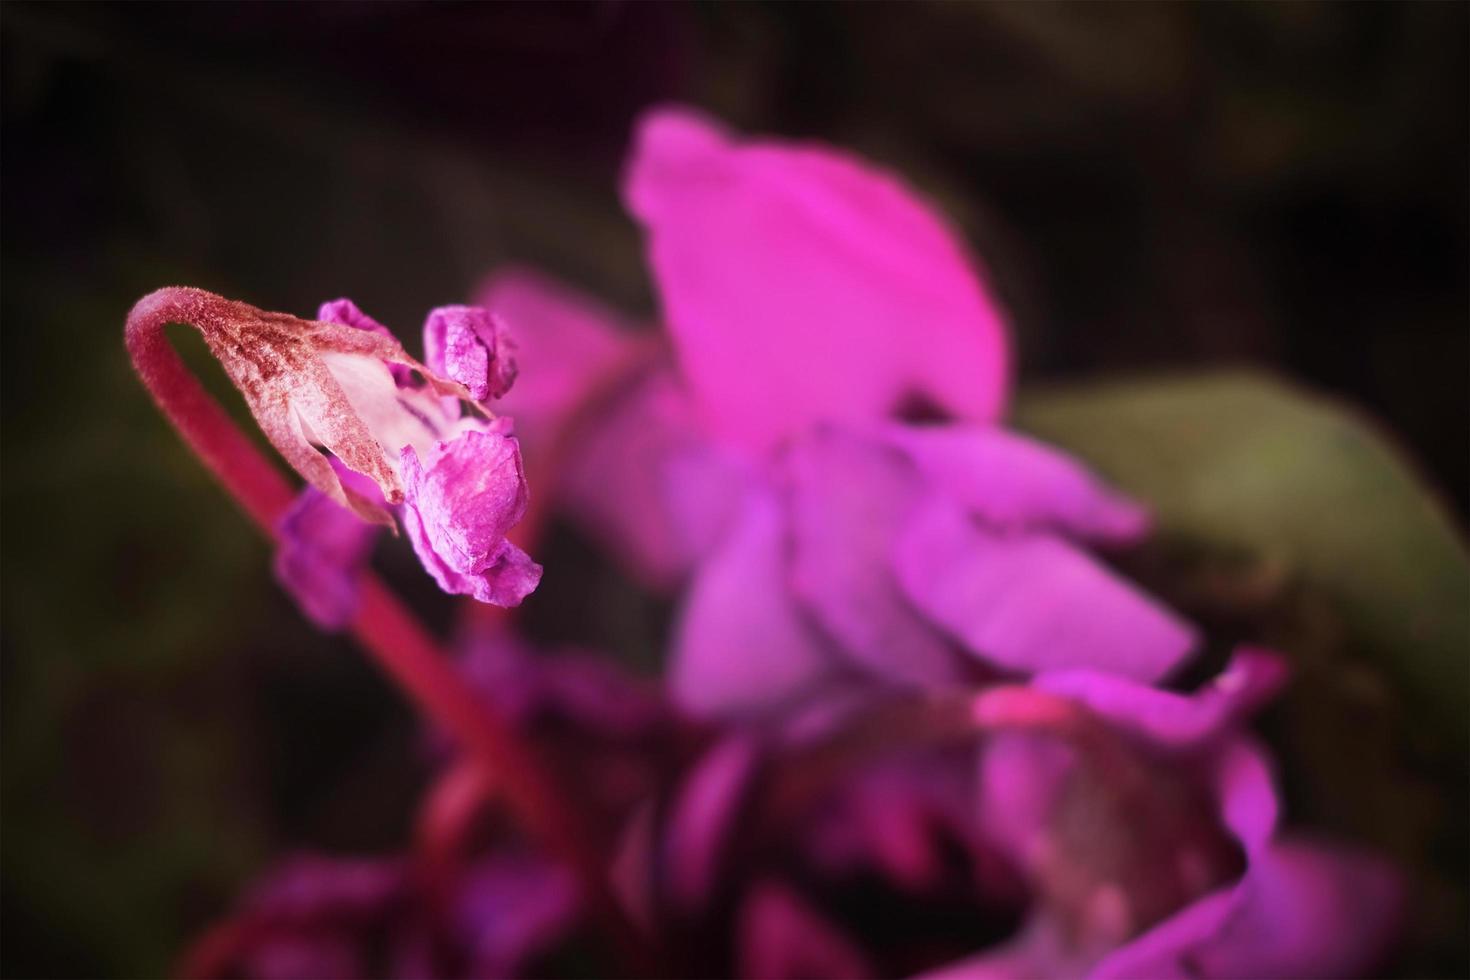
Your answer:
229,854 -> 408,980
879,425 -> 1149,544
784,428 -> 960,688
399,428 -> 542,606
894,497 -> 1195,682
317,298 -> 391,337
737,879 -> 874,980
273,461 -> 384,630
452,854 -> 580,978
664,736 -> 762,911
671,488 -> 838,718
624,106 -> 1008,451
558,369 -> 730,590
1032,648 -> 1288,748
1189,838 -> 1403,979
1086,742 -> 1398,980
423,305 -> 517,404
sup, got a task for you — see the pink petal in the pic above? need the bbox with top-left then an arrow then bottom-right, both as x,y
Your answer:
453,854 -> 580,978
894,497 -> 1195,682
1087,740 -> 1282,980
399,427 -> 542,606
737,879 -> 874,980
624,106 -> 1009,451
1031,648 -> 1288,749
1188,838 -> 1403,979
784,428 -> 961,688
558,368 -> 738,590
474,266 -> 643,452
664,736 -> 762,911
273,461 -> 383,631
878,424 -> 1148,544
423,304 -> 517,404
671,487 -> 839,718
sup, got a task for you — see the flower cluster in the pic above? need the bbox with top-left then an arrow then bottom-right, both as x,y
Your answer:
154,106 -> 1402,979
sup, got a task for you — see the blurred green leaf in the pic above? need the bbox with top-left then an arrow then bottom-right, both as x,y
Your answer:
1015,371 -> 1470,739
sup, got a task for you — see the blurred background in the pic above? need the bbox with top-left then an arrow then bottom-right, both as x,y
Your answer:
2,3 -> 1466,977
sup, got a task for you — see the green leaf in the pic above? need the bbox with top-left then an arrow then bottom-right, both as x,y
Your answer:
1014,370 -> 1470,739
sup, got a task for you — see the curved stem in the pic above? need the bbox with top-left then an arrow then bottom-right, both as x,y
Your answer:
127,288 -> 647,972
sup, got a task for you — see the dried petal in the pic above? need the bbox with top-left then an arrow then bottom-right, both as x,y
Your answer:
153,288 -> 473,525
399,426 -> 542,606
423,304 -> 518,404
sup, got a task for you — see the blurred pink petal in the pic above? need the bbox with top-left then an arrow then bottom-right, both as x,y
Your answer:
878,425 -> 1149,544
557,368 -> 732,589
475,267 -> 643,452
664,736 -> 762,911
451,854 -> 580,978
737,879 -> 874,980
672,488 -> 839,718
1187,838 -> 1404,979
895,497 -> 1195,681
624,105 -> 1008,451
273,460 -> 383,630
784,427 -> 960,687
1032,648 -> 1288,748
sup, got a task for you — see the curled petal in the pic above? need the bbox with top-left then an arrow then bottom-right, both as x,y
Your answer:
1086,742 -> 1375,980
399,426 -> 542,606
423,305 -> 518,404
894,496 -> 1195,682
624,106 -> 1008,451
1032,648 -> 1289,750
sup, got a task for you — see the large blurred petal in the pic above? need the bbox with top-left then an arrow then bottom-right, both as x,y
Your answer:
895,497 -> 1195,682
671,487 -> 839,718
878,425 -> 1148,544
558,368 -> 744,589
624,106 -> 1008,451
475,267 -> 644,452
784,428 -> 960,687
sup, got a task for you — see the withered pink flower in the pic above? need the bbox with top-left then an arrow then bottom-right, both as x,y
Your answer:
127,287 -> 540,623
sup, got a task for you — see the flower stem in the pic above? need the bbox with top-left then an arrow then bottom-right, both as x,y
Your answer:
127,287 -> 648,972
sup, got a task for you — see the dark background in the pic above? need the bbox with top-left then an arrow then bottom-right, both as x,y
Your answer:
2,3 -> 1466,977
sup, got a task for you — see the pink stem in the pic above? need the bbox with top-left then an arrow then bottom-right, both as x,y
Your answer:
127,288 -> 647,973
